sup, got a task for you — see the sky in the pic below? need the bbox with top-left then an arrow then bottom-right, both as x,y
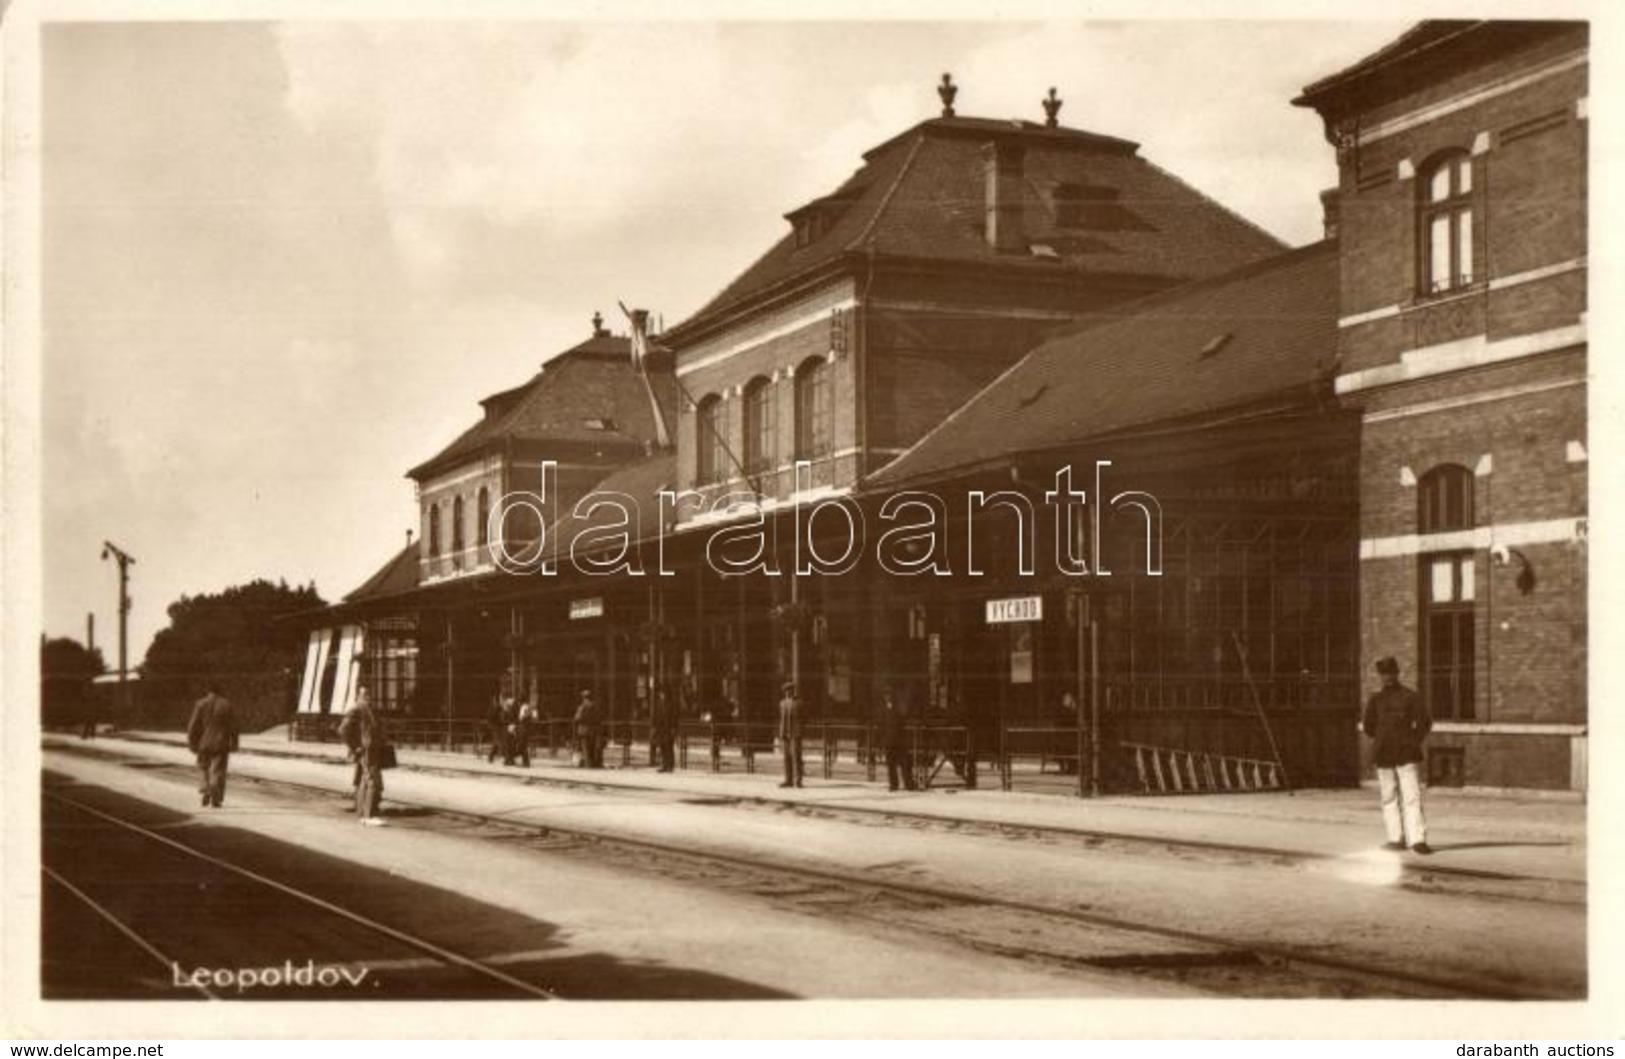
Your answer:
36,16 -> 1417,667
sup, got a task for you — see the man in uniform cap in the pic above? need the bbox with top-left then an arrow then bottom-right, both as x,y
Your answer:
1361,656 -> 1432,854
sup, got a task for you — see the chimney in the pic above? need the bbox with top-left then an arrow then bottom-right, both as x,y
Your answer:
1319,187 -> 1341,240
406,528 -> 415,548
983,140 -> 1026,253
591,310 -> 608,338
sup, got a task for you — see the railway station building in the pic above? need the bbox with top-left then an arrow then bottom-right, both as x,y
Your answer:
294,21 -> 1588,795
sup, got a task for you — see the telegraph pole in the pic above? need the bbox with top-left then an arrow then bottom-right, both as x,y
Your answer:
101,541 -> 135,720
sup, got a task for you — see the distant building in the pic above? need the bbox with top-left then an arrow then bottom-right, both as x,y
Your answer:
1296,21 -> 1588,790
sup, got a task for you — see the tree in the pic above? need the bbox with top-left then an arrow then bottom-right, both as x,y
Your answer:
141,578 -> 325,731
41,636 -> 107,729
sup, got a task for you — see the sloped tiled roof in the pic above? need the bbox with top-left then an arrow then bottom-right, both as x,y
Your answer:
1293,22 -> 1475,107
408,331 -> 678,481
867,240 -> 1339,489
342,542 -> 421,604
677,115 -> 1286,334
545,451 -> 678,564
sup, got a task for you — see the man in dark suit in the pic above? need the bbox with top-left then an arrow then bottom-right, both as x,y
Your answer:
573,689 -> 604,769
186,683 -> 238,808
879,688 -> 916,792
777,682 -> 805,789
650,687 -> 677,773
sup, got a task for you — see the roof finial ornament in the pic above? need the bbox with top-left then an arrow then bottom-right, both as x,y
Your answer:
1042,87 -> 1062,128
938,72 -> 958,118
592,310 -> 606,337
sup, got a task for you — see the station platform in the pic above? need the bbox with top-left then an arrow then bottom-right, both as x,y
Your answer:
82,725 -> 1586,887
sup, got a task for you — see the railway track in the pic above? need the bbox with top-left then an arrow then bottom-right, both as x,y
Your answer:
54,748 -> 1566,1000
42,788 -> 560,1000
86,733 -> 1585,903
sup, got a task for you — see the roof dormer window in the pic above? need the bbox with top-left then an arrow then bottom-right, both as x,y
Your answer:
786,186 -> 863,251
1051,182 -> 1144,232
793,211 -> 826,249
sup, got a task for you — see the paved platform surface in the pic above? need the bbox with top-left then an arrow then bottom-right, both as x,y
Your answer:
81,725 -> 1586,885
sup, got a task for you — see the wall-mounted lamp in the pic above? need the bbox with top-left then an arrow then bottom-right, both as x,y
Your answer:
1491,545 -> 1537,595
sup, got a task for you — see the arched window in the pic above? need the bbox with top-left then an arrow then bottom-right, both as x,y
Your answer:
696,394 -> 726,485
1417,464 -> 1473,533
1420,151 -> 1475,295
477,487 -> 490,548
428,503 -> 441,557
794,357 -> 832,461
452,495 -> 465,554
742,376 -> 774,476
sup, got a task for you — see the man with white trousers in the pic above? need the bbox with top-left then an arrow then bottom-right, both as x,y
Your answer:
1362,656 -> 1433,854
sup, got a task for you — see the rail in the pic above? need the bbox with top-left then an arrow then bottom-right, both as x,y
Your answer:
287,713 -> 1319,797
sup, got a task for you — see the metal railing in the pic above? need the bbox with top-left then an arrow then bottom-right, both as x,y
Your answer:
287,713 -> 1317,797
997,725 -> 1086,793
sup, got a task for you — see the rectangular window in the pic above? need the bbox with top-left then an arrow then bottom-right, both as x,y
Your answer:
1431,559 -> 1454,603
1420,552 -> 1476,720
1429,215 -> 1451,291
1457,214 -> 1473,285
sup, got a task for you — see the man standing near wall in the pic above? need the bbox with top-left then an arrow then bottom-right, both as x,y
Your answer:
186,683 -> 238,808
1363,656 -> 1432,854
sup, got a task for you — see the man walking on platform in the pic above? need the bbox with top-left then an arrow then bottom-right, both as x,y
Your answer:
186,683 -> 238,808
1363,656 -> 1433,854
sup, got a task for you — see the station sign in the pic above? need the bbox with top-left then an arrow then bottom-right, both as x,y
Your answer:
569,597 -> 605,620
985,595 -> 1043,625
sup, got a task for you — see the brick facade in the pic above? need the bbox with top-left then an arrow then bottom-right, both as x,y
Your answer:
1299,21 -> 1588,789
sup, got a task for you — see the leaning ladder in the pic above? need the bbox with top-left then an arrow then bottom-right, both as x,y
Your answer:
1123,741 -> 1285,794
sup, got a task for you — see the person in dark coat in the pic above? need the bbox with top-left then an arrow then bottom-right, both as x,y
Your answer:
186,684 -> 238,808
777,682 -> 805,788
79,679 -> 98,740
1362,656 -> 1432,854
574,689 -> 604,768
486,694 -> 513,765
650,688 -> 677,773
514,696 -> 536,768
338,686 -> 389,825
879,688 -> 916,792
1052,691 -> 1080,775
